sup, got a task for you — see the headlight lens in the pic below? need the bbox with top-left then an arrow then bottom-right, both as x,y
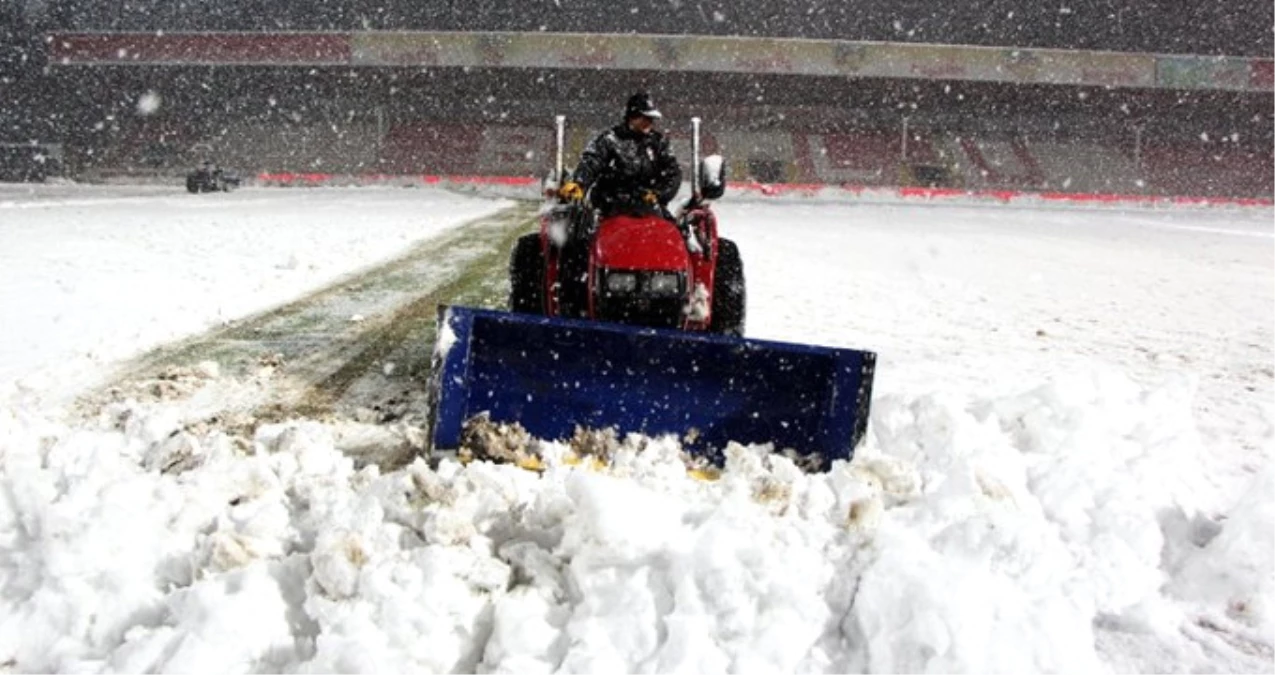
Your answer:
606,272 -> 638,293
646,272 -> 681,295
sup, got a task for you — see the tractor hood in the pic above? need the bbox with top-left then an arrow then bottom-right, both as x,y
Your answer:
593,214 -> 689,271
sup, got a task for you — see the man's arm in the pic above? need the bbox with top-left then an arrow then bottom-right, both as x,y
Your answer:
571,132 -> 612,190
653,136 -> 682,204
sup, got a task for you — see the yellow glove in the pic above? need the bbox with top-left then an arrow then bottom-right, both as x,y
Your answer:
642,190 -> 659,205
559,181 -> 584,202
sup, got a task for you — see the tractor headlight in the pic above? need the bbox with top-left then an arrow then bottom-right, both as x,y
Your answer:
606,272 -> 638,293
646,272 -> 681,295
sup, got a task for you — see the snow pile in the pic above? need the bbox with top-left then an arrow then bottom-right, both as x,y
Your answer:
1171,467 -> 1275,627
1,365 -> 1268,673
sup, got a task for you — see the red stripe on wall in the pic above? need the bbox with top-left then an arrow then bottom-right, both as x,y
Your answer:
48,32 -> 353,64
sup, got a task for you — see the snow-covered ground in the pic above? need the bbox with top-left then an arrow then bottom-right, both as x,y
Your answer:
0,185 -> 513,401
1,184 -> 1271,673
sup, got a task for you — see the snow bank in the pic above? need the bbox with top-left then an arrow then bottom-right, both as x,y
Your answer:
1,366 -> 1267,673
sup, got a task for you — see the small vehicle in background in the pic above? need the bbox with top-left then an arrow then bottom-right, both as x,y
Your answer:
185,160 -> 240,193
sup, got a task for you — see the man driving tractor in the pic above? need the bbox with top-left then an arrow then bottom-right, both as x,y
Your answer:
559,92 -> 682,217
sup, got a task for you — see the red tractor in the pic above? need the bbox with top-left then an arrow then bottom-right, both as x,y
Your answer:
431,118 -> 874,467
508,117 -> 745,336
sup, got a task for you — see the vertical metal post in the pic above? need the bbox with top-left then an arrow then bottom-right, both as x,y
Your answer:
1134,124 -> 1144,172
691,116 -> 702,200
375,106 -> 385,168
901,116 -> 910,162
555,115 -> 565,184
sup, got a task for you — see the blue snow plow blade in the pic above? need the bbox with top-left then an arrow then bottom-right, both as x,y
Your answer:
429,305 -> 876,469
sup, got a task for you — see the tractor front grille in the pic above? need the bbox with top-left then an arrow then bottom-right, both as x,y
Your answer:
597,295 -> 684,328
596,269 -> 686,329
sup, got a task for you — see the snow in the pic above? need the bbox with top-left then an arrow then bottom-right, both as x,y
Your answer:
0,184 -> 512,402
700,154 -> 725,189
136,91 -> 162,116
1,184 -> 1272,673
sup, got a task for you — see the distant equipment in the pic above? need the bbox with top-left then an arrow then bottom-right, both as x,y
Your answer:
0,142 -> 63,182
185,161 -> 241,193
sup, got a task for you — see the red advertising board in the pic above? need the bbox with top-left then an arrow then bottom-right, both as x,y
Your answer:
49,32 -> 352,65
1252,60 -> 1275,90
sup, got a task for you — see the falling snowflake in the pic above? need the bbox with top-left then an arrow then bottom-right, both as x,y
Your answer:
137,91 -> 162,115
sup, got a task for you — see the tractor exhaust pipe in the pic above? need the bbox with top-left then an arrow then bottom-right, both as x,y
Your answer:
555,114 -> 566,186
691,116 -> 702,201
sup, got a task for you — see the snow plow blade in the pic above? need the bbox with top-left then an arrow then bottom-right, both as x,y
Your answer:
429,305 -> 876,470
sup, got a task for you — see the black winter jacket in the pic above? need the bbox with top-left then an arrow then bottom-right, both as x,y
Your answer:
572,124 -> 682,216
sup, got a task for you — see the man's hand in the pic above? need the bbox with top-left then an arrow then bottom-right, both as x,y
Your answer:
641,190 -> 659,206
559,181 -> 584,202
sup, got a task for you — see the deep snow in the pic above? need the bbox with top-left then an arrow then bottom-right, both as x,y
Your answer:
0,184 -> 1271,673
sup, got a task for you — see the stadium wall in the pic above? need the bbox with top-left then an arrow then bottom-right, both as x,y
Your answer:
35,0 -> 1274,57
30,32 -> 1275,200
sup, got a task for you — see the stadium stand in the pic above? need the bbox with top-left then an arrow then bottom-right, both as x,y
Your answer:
7,1 -> 1270,197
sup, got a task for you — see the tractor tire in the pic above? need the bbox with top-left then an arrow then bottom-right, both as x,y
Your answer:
710,238 -> 746,337
509,233 -> 545,314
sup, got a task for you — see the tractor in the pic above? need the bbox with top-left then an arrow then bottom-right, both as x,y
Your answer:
509,117 -> 743,338
427,116 -> 876,471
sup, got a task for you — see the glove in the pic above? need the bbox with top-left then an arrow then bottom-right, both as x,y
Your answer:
641,190 -> 659,206
559,181 -> 584,202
